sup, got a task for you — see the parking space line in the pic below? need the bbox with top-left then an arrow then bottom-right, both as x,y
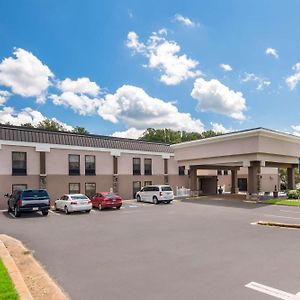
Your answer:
264,214 -> 300,220
245,282 -> 296,299
0,209 -> 7,213
49,210 -> 60,216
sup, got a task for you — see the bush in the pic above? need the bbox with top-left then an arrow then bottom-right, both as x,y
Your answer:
287,190 -> 300,199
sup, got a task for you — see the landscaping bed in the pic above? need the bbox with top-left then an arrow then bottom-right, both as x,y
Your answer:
264,199 -> 300,206
0,258 -> 19,300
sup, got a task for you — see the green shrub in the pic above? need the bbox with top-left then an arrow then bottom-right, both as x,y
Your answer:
287,190 -> 300,199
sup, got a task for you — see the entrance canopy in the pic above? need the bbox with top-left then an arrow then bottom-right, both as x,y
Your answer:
171,128 -> 300,194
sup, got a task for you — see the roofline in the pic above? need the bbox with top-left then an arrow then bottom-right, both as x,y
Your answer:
171,127 -> 300,149
0,123 -> 171,147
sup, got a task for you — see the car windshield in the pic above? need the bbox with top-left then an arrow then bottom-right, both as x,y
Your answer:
103,193 -> 117,198
71,195 -> 89,200
22,190 -> 49,199
161,186 -> 172,191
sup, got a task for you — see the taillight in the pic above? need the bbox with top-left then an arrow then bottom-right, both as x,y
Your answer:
159,192 -> 162,196
17,200 -> 22,206
71,201 -> 77,205
48,200 -> 51,205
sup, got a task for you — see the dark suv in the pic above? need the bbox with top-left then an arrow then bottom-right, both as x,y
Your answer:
6,189 -> 50,217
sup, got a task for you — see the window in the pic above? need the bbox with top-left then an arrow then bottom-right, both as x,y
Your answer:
144,181 -> 152,187
133,158 -> 141,175
85,155 -> 95,175
85,183 -> 96,198
12,152 -> 27,175
178,166 -> 185,176
133,181 -> 141,198
224,170 -> 228,176
144,158 -> 152,175
69,155 -> 80,175
164,159 -> 168,175
69,183 -> 80,194
12,184 -> 27,192
217,170 -> 222,175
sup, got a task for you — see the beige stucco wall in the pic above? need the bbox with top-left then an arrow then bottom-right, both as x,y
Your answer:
0,145 -> 40,175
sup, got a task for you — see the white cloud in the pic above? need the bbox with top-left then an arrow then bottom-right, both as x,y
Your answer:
191,78 -> 247,121
210,122 -> 231,133
220,64 -> 232,72
242,72 -> 271,91
126,31 -> 201,85
0,90 -> 11,105
57,77 -> 100,97
265,47 -> 279,59
49,92 -> 101,116
286,63 -> 300,90
98,85 -> 204,132
0,106 -> 73,130
291,125 -> 300,136
0,48 -> 54,103
174,14 -> 198,27
111,128 -> 145,139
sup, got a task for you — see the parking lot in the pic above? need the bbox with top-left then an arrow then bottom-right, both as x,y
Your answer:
0,198 -> 300,300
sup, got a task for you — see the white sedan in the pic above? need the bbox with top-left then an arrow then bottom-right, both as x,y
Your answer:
55,194 -> 92,214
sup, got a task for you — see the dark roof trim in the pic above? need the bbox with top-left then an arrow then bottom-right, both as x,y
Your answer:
0,124 -> 173,153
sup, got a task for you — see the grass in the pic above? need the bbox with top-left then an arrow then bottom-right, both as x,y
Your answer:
264,199 -> 300,206
0,258 -> 19,300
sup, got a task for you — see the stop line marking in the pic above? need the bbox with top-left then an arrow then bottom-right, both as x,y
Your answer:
245,282 -> 300,299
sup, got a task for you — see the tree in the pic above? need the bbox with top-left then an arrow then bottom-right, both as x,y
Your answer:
20,123 -> 35,128
139,128 -> 221,144
72,126 -> 89,134
36,119 -> 64,131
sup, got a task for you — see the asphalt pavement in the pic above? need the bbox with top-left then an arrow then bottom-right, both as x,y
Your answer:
0,198 -> 300,300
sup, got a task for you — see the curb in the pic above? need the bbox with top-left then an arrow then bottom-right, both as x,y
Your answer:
0,239 -> 33,300
257,221 -> 300,229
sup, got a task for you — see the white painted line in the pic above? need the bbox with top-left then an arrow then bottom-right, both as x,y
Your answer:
0,209 -> 7,212
245,282 -> 295,299
48,210 -> 60,216
264,214 -> 300,220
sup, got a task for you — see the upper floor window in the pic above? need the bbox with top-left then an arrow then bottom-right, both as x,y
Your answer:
85,155 -> 95,175
223,170 -> 228,176
12,152 -> 27,175
178,166 -> 185,176
217,170 -> 222,175
144,158 -> 152,175
133,158 -> 141,175
69,154 -> 80,176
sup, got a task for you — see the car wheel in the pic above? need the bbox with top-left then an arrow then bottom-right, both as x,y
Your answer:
116,205 -> 121,210
137,195 -> 141,202
86,210 -> 91,213
54,204 -> 59,211
98,203 -> 103,211
14,206 -> 21,217
64,206 -> 69,215
153,196 -> 158,205
42,211 -> 48,216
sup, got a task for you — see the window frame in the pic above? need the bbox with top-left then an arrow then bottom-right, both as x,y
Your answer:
85,182 -> 96,198
69,183 -> 80,194
12,184 -> 27,192
69,154 -> 80,176
133,158 -> 141,176
144,158 -> 152,176
178,166 -> 185,176
85,155 -> 96,176
12,152 -> 27,176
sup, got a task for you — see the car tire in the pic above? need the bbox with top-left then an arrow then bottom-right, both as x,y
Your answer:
136,195 -> 141,202
64,206 -> 69,215
54,204 -> 59,211
42,211 -> 48,216
14,206 -> 21,217
86,210 -> 91,213
116,205 -> 121,210
153,196 -> 158,205
98,203 -> 103,211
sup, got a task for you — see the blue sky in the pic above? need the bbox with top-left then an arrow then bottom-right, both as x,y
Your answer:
0,0 -> 300,138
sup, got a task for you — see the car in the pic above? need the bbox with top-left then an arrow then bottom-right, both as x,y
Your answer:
91,192 -> 122,210
6,189 -> 50,217
54,194 -> 92,214
136,185 -> 174,204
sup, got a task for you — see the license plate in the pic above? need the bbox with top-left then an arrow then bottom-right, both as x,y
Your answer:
32,207 -> 39,211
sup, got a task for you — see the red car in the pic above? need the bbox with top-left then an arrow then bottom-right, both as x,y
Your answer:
91,192 -> 122,210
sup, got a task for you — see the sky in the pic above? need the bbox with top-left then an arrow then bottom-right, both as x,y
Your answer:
1,0 -> 300,138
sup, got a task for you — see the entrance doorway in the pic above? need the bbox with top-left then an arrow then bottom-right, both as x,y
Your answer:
198,176 -> 217,194
238,178 -> 247,191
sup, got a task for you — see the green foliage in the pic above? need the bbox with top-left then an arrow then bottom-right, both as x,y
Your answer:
287,190 -> 300,199
20,123 -> 34,128
139,128 -> 221,144
72,126 -> 89,134
36,119 -> 64,131
0,259 -> 19,299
